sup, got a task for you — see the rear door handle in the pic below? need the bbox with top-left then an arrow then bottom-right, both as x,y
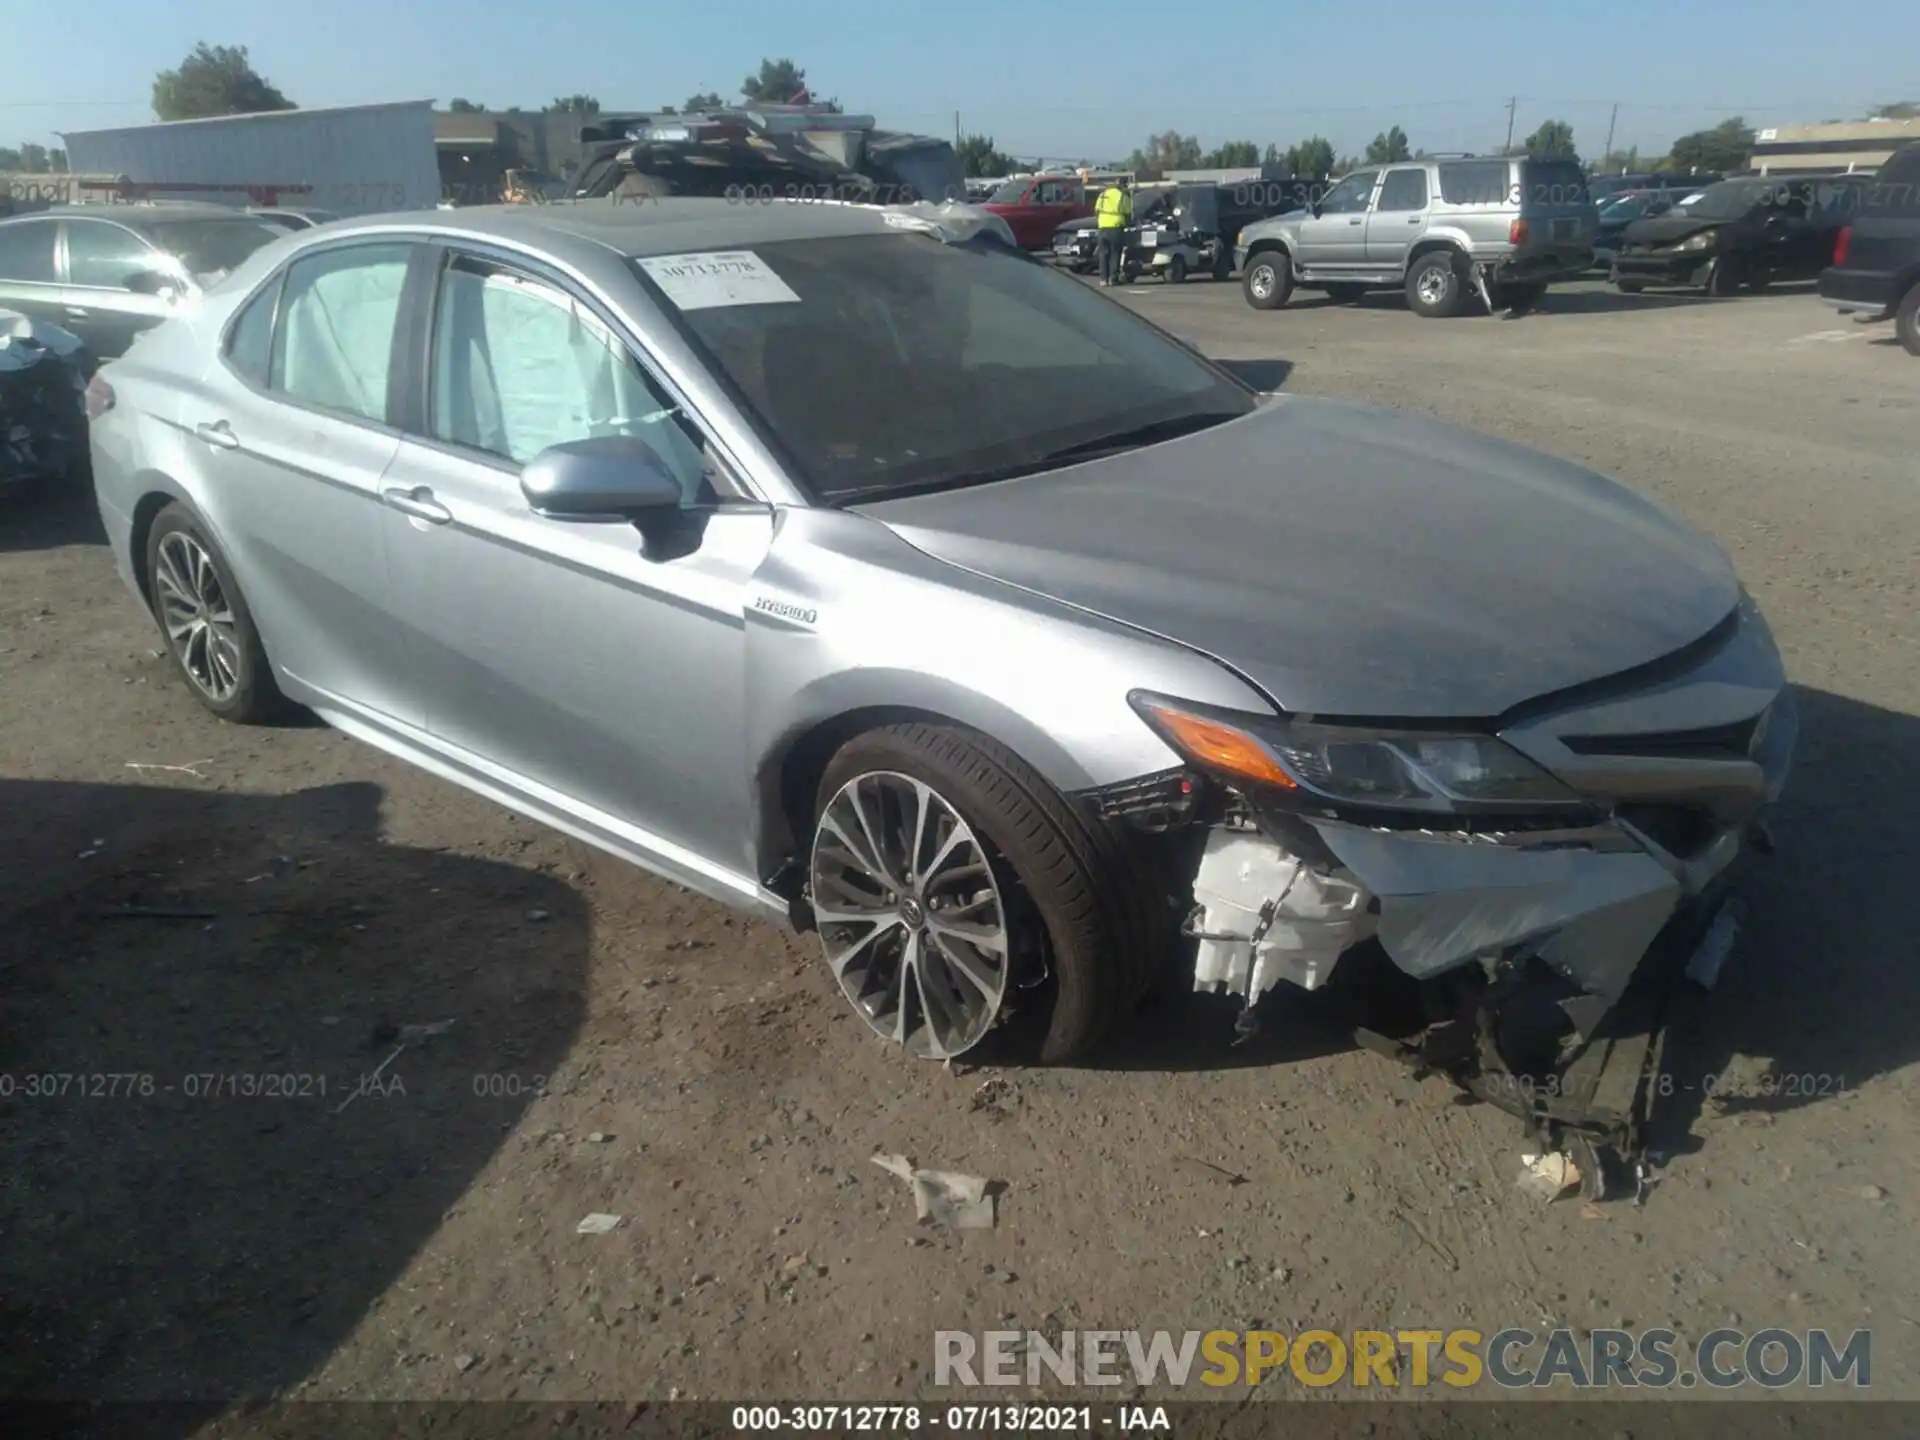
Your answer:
194,420 -> 240,450
64,305 -> 90,319
1348,217 -> 1362,226
383,486 -> 453,524
1408,215 -> 1422,224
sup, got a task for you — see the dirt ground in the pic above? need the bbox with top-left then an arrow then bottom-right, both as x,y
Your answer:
2,276 -> 1915,1418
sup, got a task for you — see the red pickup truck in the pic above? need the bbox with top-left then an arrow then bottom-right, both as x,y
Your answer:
979,175 -> 1095,250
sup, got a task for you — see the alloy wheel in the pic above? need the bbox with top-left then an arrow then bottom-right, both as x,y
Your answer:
153,531 -> 243,703
809,770 -> 1011,1059
1249,265 -> 1275,300
1417,266 -> 1453,306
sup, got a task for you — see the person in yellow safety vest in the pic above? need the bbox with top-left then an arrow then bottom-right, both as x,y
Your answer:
1093,179 -> 1133,286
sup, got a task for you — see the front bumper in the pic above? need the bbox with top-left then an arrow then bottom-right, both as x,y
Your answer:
1612,250 -> 1715,286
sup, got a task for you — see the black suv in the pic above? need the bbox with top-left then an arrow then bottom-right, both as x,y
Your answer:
1818,143 -> 1920,355
1611,174 -> 1870,297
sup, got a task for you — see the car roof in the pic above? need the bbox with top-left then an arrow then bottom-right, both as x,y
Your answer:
6,204 -> 277,226
335,199 -> 915,259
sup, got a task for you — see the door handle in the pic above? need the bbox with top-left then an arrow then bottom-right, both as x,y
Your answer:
1408,215 -> 1422,224
383,486 -> 453,524
194,420 -> 240,450
1348,217 -> 1362,225
64,305 -> 90,318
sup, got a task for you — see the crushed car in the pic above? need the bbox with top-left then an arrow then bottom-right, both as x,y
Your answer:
91,199 -> 1793,1201
0,309 -> 93,496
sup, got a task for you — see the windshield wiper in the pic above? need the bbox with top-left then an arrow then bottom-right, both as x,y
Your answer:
831,411 -> 1245,506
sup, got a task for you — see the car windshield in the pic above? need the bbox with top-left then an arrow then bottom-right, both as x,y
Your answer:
1673,180 -> 1774,220
650,233 -> 1255,504
141,218 -> 281,280
1600,196 -> 1650,221
986,179 -> 1032,204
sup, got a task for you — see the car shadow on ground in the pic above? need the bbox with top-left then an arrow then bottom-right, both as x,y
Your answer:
0,777 -> 590,1428
1653,685 -> 1920,1152
1214,358 -> 1294,391
0,475 -> 105,554
1087,687 -> 1920,1165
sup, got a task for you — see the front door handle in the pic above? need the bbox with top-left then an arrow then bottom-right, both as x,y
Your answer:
64,305 -> 91,319
1408,215 -> 1423,224
1348,217 -> 1363,226
194,420 -> 240,450
383,486 -> 452,524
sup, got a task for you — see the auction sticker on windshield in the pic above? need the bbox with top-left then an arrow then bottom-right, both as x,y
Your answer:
637,251 -> 801,311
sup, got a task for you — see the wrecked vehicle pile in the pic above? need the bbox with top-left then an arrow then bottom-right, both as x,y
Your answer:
0,310 -> 93,495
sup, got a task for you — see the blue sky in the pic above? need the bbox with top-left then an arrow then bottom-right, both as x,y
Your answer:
7,0 -> 1915,164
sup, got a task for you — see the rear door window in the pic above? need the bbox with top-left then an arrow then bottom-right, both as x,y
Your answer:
64,219 -> 160,289
1863,147 -> 1920,217
269,242 -> 412,423
1375,169 -> 1428,212
0,218 -> 58,284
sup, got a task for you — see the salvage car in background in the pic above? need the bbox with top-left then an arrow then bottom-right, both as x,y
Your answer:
0,309 -> 92,496
980,173 -> 1095,249
1612,175 -> 1870,296
1236,156 -> 1597,317
1818,141 -> 1920,355
0,204 -> 284,359
1592,188 -> 1685,271
91,199 -> 1794,1196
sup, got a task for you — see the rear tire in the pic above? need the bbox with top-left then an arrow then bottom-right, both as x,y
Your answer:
1705,256 -> 1742,297
1211,250 -> 1233,281
1165,253 -> 1188,284
1405,251 -> 1464,318
1324,283 -> 1366,303
1898,282 -> 1920,357
1615,279 -> 1645,294
144,502 -> 283,724
809,724 -> 1162,1064
1241,251 -> 1292,310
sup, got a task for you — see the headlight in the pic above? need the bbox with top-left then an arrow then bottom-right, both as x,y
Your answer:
1668,229 -> 1716,252
1129,692 -> 1584,815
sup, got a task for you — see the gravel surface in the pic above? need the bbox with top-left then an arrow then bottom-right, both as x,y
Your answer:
1,276 -> 1913,1409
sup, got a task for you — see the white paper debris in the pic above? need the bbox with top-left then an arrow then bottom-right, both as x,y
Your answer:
871,1153 -> 996,1229
1517,1151 -> 1581,1202
575,1212 -> 624,1235
638,251 -> 801,311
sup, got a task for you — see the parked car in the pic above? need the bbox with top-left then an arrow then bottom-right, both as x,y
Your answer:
979,174 -> 1094,249
0,204 -> 284,359
90,199 -> 1795,1186
1817,142 -> 1920,355
1048,185 -> 1176,277
1592,189 -> 1683,270
1235,156 -> 1598,318
1589,171 -> 1723,205
1129,182 -> 1302,283
0,309 -> 93,496
245,207 -> 343,232
1611,175 -> 1870,296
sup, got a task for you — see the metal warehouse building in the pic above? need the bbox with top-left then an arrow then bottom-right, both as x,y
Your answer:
1748,116 -> 1920,175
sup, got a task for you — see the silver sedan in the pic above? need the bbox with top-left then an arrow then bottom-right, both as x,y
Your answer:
89,199 -> 1794,1183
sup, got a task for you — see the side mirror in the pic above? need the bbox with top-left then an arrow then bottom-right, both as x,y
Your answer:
125,269 -> 182,301
1310,202 -> 1324,218
520,435 -> 685,520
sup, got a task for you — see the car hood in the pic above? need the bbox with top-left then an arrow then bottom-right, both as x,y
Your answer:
856,397 -> 1740,719
1052,217 -> 1096,237
1621,213 -> 1722,244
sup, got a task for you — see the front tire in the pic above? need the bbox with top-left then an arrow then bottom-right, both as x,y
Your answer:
1616,279 -> 1645,294
1706,256 -> 1742,297
1241,251 -> 1292,310
1406,252 -> 1464,318
1165,254 -> 1188,284
1898,282 -> 1920,357
144,503 -> 282,724
808,724 -> 1158,1064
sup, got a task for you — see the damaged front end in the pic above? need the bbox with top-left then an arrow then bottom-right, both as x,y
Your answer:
1102,602 -> 1796,1196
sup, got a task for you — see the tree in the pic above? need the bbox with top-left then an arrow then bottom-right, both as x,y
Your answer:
446,98 -> 486,114
1667,116 -> 1755,174
1281,135 -> 1336,176
1123,131 -> 1203,174
1201,139 -> 1260,168
1332,154 -> 1360,175
152,43 -> 294,122
1594,147 -> 1640,175
547,95 -> 600,116
682,91 -> 727,113
1364,125 -> 1411,164
955,132 -> 1016,178
1523,118 -> 1578,162
739,58 -> 839,111
1873,101 -> 1919,118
